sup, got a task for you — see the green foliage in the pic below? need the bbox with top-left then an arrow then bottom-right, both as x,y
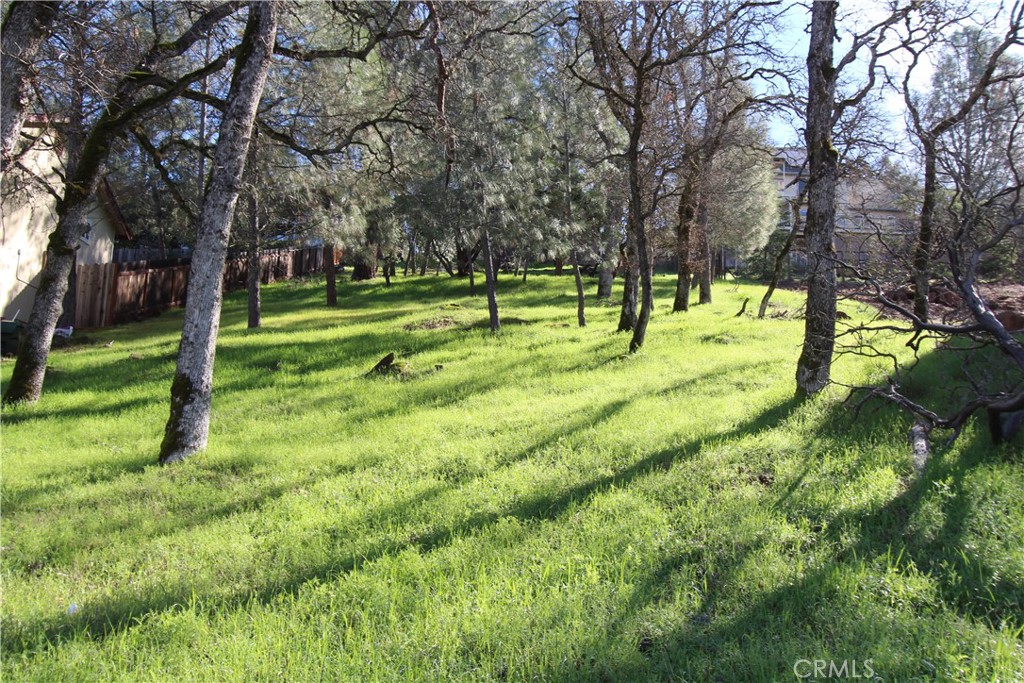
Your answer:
2,275 -> 1021,681
706,142 -> 780,256
742,228 -> 793,280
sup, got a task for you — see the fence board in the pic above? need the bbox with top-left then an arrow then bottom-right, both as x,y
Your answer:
72,247 -> 322,329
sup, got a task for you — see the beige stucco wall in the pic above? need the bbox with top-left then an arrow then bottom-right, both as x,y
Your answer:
1,129 -> 118,321
0,192 -> 56,321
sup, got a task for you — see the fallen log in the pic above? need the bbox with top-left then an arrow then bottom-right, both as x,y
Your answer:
909,421 -> 930,477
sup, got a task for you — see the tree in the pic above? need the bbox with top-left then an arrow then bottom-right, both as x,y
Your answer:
794,1 -> 841,397
703,140 -> 778,261
3,2 -> 246,405
904,17 -> 1024,321
538,25 -> 624,327
657,9 -> 783,312
794,1 -> 916,397
817,4 -> 1024,450
0,1 -> 61,178
160,0 -> 280,465
414,2 -> 546,330
574,0 -> 780,352
838,73 -> 1024,450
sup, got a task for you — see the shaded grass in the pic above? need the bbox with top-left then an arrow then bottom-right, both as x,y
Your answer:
2,273 -> 1021,682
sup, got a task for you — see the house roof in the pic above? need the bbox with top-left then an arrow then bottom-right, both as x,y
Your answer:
98,178 -> 133,240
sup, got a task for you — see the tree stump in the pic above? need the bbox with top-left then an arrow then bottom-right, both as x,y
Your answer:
367,353 -> 395,376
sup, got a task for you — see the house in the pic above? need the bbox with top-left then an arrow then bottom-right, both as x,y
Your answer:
772,149 -> 913,274
1,120 -> 132,326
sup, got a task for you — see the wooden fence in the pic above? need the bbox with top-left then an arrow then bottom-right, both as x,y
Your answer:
73,247 -> 324,329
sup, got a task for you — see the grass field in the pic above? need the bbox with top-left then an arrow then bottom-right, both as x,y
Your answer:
2,272 -> 1022,682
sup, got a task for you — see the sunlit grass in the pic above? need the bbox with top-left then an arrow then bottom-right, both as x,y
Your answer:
2,272 -> 1021,682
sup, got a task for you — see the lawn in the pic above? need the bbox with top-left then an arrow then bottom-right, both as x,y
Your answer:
2,273 -> 1022,682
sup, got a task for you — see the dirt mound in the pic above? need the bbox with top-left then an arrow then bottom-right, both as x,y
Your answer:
404,316 -> 459,331
981,283 -> 1024,331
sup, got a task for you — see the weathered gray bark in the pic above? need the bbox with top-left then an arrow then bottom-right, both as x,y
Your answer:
795,1 -> 839,397
571,248 -> 586,327
909,421 -> 930,477
2,2 -> 243,405
2,199 -> 89,404
481,227 -> 500,332
324,243 -> 337,306
0,1 -> 60,176
160,1 -> 279,464
246,192 -> 261,328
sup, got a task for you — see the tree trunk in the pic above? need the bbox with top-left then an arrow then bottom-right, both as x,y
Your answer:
597,264 -> 614,300
383,258 -> 392,287
625,114 -> 655,353
160,1 -> 279,465
421,242 -> 430,276
456,242 -> 471,277
554,257 -> 564,276
673,181 -> 695,312
597,223 -> 619,299
629,235 -> 653,352
759,200 -> 801,318
324,243 -> 337,306
2,135 -> 106,405
1016,223 -> 1024,282
247,192 -> 261,328
912,140 -> 937,322
482,227 -> 500,332
2,202 -> 88,404
351,249 -> 377,281
571,248 -> 586,327
795,0 -> 839,398
0,1 -> 60,177
617,239 -> 639,332
698,231 -> 713,305
521,260 -> 528,283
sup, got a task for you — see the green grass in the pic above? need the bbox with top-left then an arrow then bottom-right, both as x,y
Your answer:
2,273 -> 1022,682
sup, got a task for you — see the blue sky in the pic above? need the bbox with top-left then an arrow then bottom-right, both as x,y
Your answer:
763,0 -> 1021,150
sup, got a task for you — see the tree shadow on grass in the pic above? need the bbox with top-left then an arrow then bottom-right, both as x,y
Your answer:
1,454 -> 156,513
585,430 -> 1022,683
553,351 -> 1023,682
1,350 -> 530,576
1,394 -> 163,428
4,392 -> 803,661
3,326 -> 462,425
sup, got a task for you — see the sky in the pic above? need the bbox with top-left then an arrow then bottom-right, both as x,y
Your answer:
764,0 -> 1021,150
